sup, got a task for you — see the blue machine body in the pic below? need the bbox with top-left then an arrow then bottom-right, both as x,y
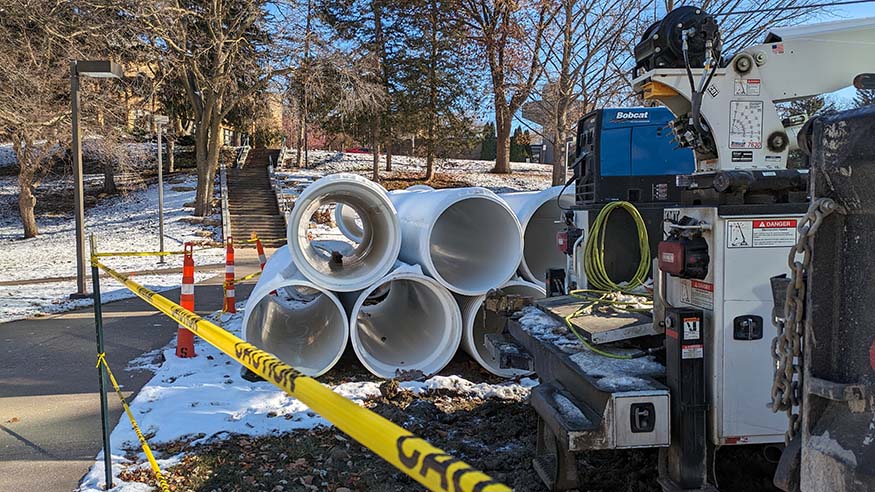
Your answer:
574,107 -> 694,204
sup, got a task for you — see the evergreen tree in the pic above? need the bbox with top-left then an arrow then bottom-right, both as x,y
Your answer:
391,0 -> 481,180
510,126 -> 526,162
480,122 -> 497,161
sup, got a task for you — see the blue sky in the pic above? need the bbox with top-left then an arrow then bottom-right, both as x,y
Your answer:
824,2 -> 875,103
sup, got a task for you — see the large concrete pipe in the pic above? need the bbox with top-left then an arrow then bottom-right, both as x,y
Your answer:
390,187 -> 523,296
288,173 -> 401,292
335,185 -> 433,242
242,246 -> 349,376
457,279 -> 545,377
500,186 -> 568,285
345,268 -> 462,379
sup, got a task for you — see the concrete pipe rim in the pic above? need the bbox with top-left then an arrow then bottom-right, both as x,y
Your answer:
334,203 -> 364,243
460,279 -> 543,377
287,173 -> 401,292
349,271 -> 462,379
243,279 -> 349,377
513,187 -> 566,285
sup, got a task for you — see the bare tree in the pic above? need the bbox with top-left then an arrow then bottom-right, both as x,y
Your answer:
460,0 -> 555,174
0,1 -> 122,238
533,0 -> 651,185
134,0 -> 294,216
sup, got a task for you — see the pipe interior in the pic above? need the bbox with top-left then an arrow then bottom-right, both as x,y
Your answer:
246,284 -> 347,375
471,284 -> 544,372
355,278 -> 452,375
297,192 -> 394,280
429,197 -> 520,292
336,204 -> 364,242
523,200 -> 565,282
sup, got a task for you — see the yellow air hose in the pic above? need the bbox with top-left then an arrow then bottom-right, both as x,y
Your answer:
566,201 -> 653,359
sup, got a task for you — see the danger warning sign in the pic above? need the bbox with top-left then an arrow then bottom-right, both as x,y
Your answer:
726,218 -> 798,248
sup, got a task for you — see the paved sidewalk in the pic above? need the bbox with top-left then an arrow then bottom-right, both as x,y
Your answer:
0,249 -> 266,492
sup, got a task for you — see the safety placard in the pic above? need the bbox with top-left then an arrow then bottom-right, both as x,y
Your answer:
680,279 -> 714,310
734,78 -> 761,96
729,100 -> 764,149
682,344 -> 704,359
683,317 -> 701,341
726,219 -> 798,248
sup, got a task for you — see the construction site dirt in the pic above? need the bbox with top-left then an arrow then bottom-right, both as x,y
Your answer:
115,354 -> 780,492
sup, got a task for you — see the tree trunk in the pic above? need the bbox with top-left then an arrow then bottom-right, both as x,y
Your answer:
168,138 -> 175,173
295,113 -> 304,168
552,101 -> 569,186
372,111 -> 381,182
371,142 -> 381,182
385,145 -> 392,172
425,143 -> 435,181
194,115 -> 222,217
18,172 -> 38,238
103,162 -> 117,194
493,109 -> 512,173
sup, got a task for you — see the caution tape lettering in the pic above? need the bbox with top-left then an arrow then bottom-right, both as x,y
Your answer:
395,436 -> 500,492
233,342 -> 301,392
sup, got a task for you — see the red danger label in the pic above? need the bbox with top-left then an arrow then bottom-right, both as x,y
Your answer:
754,220 -> 796,228
691,280 -> 713,292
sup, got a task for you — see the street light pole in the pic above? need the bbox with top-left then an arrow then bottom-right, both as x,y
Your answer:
69,60 -> 125,299
154,115 -> 169,264
70,61 -> 88,298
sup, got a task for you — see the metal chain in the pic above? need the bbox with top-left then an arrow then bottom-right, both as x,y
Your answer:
771,197 -> 841,444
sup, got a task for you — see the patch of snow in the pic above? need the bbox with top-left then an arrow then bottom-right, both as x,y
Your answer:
277,150 -> 551,193
78,310 -> 536,492
0,143 -> 15,167
553,392 -> 591,427
518,306 -> 664,390
807,431 -> 858,466
568,349 -> 664,380
594,376 -> 659,392
0,173 -> 225,323
0,271 -> 217,324
125,348 -> 166,374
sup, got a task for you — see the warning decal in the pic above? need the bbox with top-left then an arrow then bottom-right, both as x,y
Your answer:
734,78 -> 761,96
680,279 -> 714,310
727,218 -> 798,248
683,317 -> 701,341
682,344 -> 704,359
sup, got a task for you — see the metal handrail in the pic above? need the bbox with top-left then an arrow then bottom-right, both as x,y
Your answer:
219,161 -> 231,241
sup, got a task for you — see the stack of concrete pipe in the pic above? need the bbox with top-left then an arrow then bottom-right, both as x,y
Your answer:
243,172 -> 568,379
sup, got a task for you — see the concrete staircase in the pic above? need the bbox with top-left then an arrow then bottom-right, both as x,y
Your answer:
226,148 -> 286,246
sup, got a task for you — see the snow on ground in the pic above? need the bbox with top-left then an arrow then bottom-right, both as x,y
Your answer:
0,143 -> 14,167
0,173 -> 225,323
78,310 -> 536,492
278,150 -> 552,193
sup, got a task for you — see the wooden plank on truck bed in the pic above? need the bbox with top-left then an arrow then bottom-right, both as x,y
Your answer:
534,296 -> 660,345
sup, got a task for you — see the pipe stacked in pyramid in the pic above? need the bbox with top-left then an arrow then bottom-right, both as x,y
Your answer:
243,173 -> 568,378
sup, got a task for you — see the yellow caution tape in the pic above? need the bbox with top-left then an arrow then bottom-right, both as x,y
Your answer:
93,251 -> 187,258
93,259 -> 510,492
225,270 -> 262,286
96,352 -> 171,492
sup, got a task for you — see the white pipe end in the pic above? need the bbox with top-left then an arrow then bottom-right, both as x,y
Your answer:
288,173 -> 401,292
349,271 -> 462,378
